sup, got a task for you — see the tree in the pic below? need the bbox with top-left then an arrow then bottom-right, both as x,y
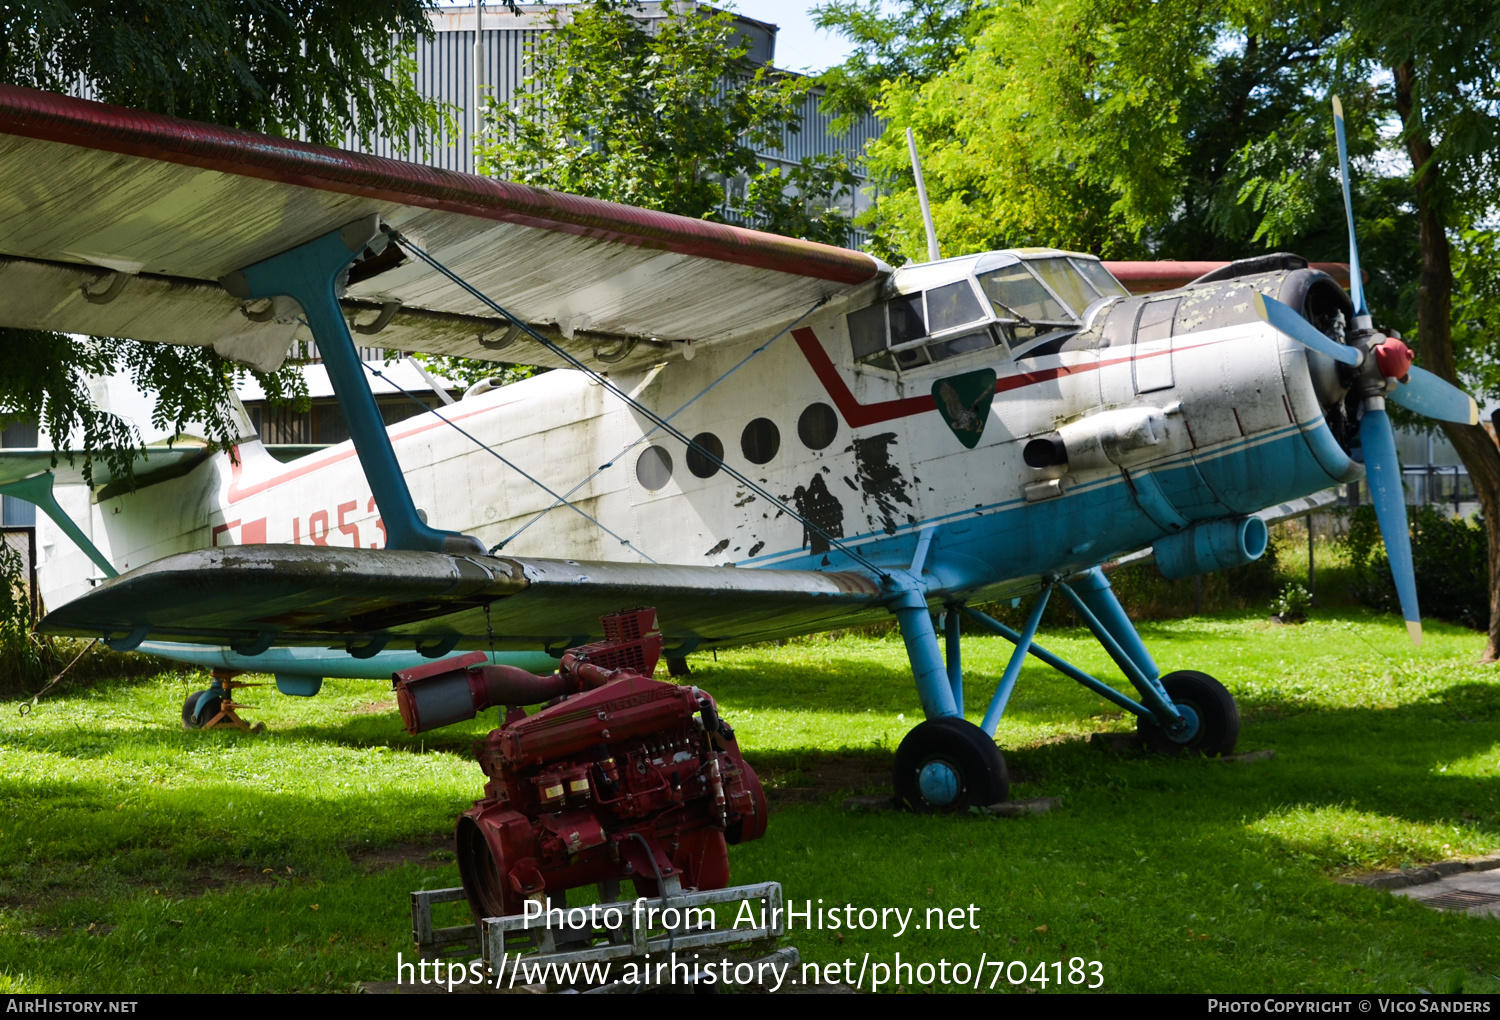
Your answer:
0,1 -> 448,481
475,0 -> 858,246
812,0 -> 979,125
838,0 -> 1402,268
1360,0 -> 1500,659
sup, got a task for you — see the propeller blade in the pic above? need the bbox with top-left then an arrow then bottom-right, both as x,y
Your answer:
1388,366 -> 1481,425
1331,95 -> 1368,317
1253,291 -> 1362,366
1359,406 -> 1422,645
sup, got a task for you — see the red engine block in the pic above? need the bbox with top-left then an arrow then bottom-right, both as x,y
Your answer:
391,609 -> 767,920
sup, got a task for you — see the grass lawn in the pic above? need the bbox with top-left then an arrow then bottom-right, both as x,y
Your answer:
1,606 -> 1498,993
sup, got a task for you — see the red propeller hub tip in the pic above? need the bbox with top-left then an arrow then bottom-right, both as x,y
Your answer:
1373,336 -> 1413,382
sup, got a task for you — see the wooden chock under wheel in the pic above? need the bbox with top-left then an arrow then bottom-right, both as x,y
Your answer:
202,669 -> 267,734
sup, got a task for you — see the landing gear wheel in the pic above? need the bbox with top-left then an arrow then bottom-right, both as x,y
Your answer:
894,716 -> 1008,812
180,689 -> 222,730
1137,670 -> 1239,757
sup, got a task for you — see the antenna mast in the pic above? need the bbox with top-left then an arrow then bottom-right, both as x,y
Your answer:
906,127 -> 941,263
473,2 -> 486,144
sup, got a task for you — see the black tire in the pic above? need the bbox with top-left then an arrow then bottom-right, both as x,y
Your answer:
1137,670 -> 1239,757
893,716 -> 1008,812
181,689 -> 222,730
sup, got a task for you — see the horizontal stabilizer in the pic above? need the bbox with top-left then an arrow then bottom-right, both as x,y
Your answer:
0,446 -> 209,490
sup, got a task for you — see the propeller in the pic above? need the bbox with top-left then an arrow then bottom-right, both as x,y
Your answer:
1250,96 -> 1482,646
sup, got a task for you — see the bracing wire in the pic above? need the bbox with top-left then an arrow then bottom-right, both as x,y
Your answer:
387,229 -> 890,579
358,360 -> 658,563
493,299 -> 827,552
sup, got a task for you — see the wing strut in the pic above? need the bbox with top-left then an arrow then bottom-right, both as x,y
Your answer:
220,217 -> 485,556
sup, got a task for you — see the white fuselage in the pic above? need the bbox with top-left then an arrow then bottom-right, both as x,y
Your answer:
36,252 -> 1341,620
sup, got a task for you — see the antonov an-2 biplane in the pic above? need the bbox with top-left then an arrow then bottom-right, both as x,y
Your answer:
0,86 -> 1477,812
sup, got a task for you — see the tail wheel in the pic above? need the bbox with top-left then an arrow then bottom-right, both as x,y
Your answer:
180,689 -> 222,730
893,716 -> 1008,813
1138,670 -> 1239,757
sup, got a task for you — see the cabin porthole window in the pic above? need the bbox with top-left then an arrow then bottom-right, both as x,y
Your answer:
636,446 -> 673,490
797,403 -> 838,451
740,418 -> 780,464
686,432 -> 724,478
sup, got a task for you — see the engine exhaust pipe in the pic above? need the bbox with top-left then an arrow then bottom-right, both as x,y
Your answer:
393,652 -> 579,734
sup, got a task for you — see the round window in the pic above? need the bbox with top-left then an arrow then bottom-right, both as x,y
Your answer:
797,402 -> 839,450
635,446 -> 673,490
686,432 -> 724,478
741,418 -> 780,465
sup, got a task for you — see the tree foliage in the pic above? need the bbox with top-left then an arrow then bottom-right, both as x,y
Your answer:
0,1 -> 448,481
841,0 -> 1401,267
812,0 -> 978,124
1,0 -> 444,148
476,0 -> 856,246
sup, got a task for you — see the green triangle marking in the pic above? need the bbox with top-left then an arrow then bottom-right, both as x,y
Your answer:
931,368 -> 997,449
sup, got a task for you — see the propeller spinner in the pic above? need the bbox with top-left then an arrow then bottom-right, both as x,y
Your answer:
1253,97 -> 1480,645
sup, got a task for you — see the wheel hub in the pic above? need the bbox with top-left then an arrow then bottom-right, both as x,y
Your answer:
917,761 -> 960,805
1164,703 -> 1201,744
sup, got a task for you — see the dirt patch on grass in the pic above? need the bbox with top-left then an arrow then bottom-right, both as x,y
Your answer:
748,752 -> 894,806
349,838 -> 455,872
351,699 -> 396,715
5,848 -> 455,909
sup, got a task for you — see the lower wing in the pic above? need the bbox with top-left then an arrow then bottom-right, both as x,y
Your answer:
37,545 -> 887,656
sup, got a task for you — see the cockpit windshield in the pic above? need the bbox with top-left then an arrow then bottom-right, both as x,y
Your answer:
977,264 -> 1071,323
976,256 -> 1127,348
847,253 -> 1129,371
1029,258 -> 1098,317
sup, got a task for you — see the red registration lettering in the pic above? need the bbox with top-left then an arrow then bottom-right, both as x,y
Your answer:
337,501 -> 360,548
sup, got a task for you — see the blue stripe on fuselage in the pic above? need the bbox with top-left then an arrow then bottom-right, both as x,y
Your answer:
738,417 -> 1350,596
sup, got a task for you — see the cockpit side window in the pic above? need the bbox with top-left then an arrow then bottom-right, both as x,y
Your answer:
1072,257 -> 1129,298
889,295 -> 926,344
848,303 -> 887,362
926,280 -> 985,333
846,275 -> 1009,372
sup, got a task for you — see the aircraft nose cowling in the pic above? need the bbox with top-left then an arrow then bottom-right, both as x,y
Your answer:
1153,517 -> 1269,581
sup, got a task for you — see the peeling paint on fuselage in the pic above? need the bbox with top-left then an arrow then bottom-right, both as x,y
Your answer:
849,433 -> 915,536
790,472 -> 845,555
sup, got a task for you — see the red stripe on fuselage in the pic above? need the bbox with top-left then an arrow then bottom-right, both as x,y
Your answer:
793,327 -> 1235,427
226,397 -> 513,504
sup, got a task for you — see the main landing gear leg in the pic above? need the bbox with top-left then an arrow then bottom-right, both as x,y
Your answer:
963,568 -> 1239,758
888,587 -> 1008,813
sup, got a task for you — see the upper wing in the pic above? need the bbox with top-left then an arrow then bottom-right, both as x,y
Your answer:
1106,259 -> 1356,294
36,546 -> 887,653
0,85 -> 887,373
